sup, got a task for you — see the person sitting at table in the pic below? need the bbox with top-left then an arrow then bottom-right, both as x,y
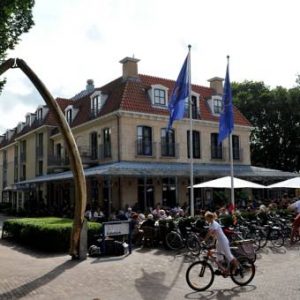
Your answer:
141,214 -> 155,228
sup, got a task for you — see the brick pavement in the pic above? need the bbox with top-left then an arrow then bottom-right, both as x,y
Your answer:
1,214 -> 300,300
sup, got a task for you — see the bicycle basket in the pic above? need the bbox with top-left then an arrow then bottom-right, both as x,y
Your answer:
232,239 -> 255,261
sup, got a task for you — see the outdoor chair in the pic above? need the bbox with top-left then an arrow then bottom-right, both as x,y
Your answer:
142,226 -> 156,247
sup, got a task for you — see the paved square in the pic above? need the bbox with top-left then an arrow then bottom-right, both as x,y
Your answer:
1,214 -> 300,300
1,238 -> 300,300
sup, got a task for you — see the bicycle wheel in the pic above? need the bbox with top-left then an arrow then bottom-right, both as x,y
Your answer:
186,261 -> 214,291
186,234 -> 201,256
230,256 -> 255,286
270,229 -> 285,248
245,231 -> 261,252
257,230 -> 268,249
165,231 -> 183,250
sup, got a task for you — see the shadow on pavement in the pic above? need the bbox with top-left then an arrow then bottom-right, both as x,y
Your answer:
184,285 -> 256,299
135,248 -> 186,300
0,238 -> 67,259
0,259 -> 81,299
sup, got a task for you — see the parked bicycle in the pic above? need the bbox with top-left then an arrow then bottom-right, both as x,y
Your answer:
257,220 -> 285,248
186,244 -> 256,291
165,220 -> 201,255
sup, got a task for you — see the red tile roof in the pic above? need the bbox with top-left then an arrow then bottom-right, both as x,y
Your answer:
69,73 -> 251,128
0,72 -> 251,147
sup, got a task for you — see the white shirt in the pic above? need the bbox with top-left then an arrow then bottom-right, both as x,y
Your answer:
209,220 -> 228,242
290,200 -> 300,213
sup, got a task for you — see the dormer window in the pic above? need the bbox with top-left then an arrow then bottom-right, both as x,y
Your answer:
207,95 -> 223,115
26,114 -> 30,125
66,109 -> 73,124
37,108 -> 43,120
90,91 -> 107,118
214,98 -> 222,114
65,105 -> 79,124
184,92 -> 200,119
91,94 -> 102,116
150,84 -> 168,108
154,88 -> 166,106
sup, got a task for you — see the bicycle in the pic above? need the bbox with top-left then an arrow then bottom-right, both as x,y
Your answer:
186,245 -> 255,291
165,221 -> 201,255
258,220 -> 285,248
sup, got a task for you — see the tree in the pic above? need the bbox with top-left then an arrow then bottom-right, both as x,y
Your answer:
232,81 -> 300,172
0,0 -> 35,91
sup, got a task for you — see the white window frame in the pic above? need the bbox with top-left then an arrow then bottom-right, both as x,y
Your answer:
37,108 -> 43,120
64,105 -> 79,124
90,91 -> 107,116
149,84 -> 169,108
207,95 -> 223,116
66,109 -> 72,124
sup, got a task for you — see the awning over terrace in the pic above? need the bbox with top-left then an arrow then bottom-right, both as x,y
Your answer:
16,161 -> 298,187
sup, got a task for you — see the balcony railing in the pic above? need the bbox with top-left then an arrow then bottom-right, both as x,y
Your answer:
20,152 -> 26,163
160,142 -> 179,158
99,143 -> 112,159
3,159 -> 7,169
36,146 -> 44,158
184,107 -> 200,119
211,145 -> 226,161
233,147 -> 243,161
47,155 -> 70,167
136,140 -> 156,157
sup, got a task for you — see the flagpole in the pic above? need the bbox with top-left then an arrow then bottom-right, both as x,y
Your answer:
229,132 -> 235,208
227,55 -> 235,209
188,45 -> 194,217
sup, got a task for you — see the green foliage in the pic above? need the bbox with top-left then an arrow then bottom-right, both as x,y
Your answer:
0,0 -> 35,91
2,217 -> 101,252
232,81 -> 300,172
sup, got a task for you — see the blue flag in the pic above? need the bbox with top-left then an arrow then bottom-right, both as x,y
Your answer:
218,62 -> 234,144
168,53 -> 190,130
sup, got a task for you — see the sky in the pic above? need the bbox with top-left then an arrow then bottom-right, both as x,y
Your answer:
1,0 -> 300,134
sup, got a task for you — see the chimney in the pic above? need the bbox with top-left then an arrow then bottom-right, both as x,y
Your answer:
207,77 -> 224,95
119,57 -> 140,81
86,79 -> 95,92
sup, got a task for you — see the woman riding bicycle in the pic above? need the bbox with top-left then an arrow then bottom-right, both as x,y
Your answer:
288,198 -> 300,244
204,211 -> 238,272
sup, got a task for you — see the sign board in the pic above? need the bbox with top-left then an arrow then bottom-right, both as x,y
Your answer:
103,221 -> 130,237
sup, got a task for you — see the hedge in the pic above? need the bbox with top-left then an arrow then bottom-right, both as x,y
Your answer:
2,217 -> 101,252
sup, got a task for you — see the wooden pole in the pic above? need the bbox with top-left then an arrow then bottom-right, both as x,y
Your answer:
0,58 -> 87,259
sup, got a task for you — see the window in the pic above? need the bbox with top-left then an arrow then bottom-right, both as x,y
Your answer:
91,95 -> 102,117
187,130 -> 201,158
154,88 -> 166,106
66,109 -> 72,124
36,133 -> 43,157
26,115 -> 30,125
211,133 -> 223,159
138,178 -> 154,211
162,177 -> 176,208
213,98 -> 223,114
232,135 -> 240,160
161,129 -> 175,157
56,143 -> 62,159
185,95 -> 198,119
38,161 -> 43,176
20,140 -> 26,163
90,132 -> 98,160
150,85 -> 168,107
103,128 -> 111,158
37,108 -> 43,120
21,165 -> 26,181
137,126 -> 152,156
14,145 -> 18,182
